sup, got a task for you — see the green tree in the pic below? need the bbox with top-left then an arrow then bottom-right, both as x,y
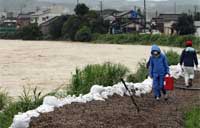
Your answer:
49,15 -> 68,39
85,11 -> 109,34
75,26 -> 92,42
62,16 -> 81,40
17,23 -> 42,40
175,14 -> 196,35
194,12 -> 200,21
85,10 -> 98,19
89,17 -> 109,34
74,3 -> 89,17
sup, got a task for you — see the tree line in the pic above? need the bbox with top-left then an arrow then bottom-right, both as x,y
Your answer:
0,3 -> 199,40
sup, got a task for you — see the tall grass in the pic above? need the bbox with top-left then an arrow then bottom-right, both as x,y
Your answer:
184,107 -> 200,128
127,60 -> 149,83
0,88 -> 11,110
165,50 -> 180,65
0,87 -> 44,128
93,34 -> 200,49
68,62 -> 129,95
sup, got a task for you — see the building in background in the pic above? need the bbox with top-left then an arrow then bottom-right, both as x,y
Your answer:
104,10 -> 144,34
151,14 -> 181,35
31,5 -> 69,26
17,12 -> 34,28
0,12 -> 17,34
194,21 -> 200,37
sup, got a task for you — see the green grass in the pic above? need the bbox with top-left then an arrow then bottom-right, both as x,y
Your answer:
184,107 -> 200,128
0,88 -> 11,110
68,62 -> 129,96
127,60 -> 148,83
0,87 -> 44,128
164,50 -> 180,65
93,34 -> 200,49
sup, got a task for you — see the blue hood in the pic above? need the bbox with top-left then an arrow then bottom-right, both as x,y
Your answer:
151,45 -> 161,53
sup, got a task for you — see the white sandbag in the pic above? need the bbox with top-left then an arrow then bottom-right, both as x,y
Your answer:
135,90 -> 142,96
170,65 -> 183,79
82,93 -> 94,102
11,113 -> 30,128
92,93 -> 105,101
101,91 -> 109,99
133,83 -> 145,96
103,86 -> 114,96
142,77 -> 152,86
112,83 -> 126,96
26,110 -> 40,118
36,104 -> 54,113
57,96 -> 74,107
90,85 -> 105,95
126,82 -> 135,91
73,94 -> 87,103
43,96 -> 60,107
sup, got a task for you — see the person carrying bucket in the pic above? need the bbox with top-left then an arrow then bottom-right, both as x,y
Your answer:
180,40 -> 198,87
149,44 -> 169,101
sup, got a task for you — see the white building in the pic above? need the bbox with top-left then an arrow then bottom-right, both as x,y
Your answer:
31,5 -> 69,26
194,21 -> 200,37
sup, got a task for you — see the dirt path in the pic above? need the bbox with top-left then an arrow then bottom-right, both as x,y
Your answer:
29,73 -> 200,128
0,40 -> 182,97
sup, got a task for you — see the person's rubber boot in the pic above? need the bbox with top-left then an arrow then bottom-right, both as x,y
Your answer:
156,97 -> 160,101
164,94 -> 168,101
189,79 -> 193,87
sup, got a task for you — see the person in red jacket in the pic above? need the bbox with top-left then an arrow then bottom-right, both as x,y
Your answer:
180,40 -> 198,87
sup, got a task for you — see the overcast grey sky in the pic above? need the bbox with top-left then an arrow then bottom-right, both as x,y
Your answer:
0,0 -> 199,17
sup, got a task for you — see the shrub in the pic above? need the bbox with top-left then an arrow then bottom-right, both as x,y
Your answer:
127,60 -> 148,83
0,88 -> 11,110
49,15 -> 68,40
165,50 -> 180,65
93,34 -> 200,49
62,16 -> 81,40
17,23 -> 43,40
18,87 -> 43,111
184,107 -> 200,128
68,62 -> 129,95
75,26 -> 92,42
0,87 -> 44,128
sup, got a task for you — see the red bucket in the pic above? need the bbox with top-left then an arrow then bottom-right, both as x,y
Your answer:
164,75 -> 174,90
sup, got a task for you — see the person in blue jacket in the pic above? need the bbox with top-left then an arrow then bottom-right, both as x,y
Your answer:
180,40 -> 198,87
149,45 -> 169,101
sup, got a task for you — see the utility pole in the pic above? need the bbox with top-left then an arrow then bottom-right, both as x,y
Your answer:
194,5 -> 198,15
144,0 -> 146,31
188,9 -> 191,15
134,6 -> 137,11
100,1 -> 103,17
20,4 -> 26,14
174,2 -> 176,14
77,0 -> 79,5
155,10 -> 158,17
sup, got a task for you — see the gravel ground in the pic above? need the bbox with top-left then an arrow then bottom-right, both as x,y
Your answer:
29,72 -> 200,128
